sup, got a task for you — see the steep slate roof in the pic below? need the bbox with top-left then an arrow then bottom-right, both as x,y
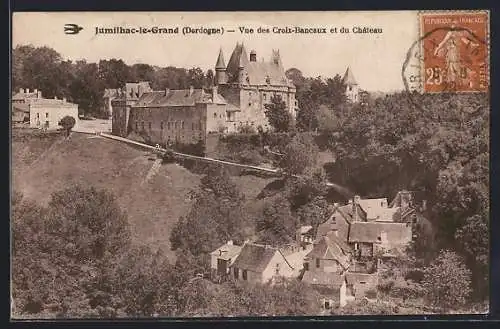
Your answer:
302,271 -> 345,288
224,43 -> 293,87
210,243 -> 243,261
215,48 -> 226,69
342,67 -> 358,86
133,89 -> 219,108
231,243 -> 291,273
349,222 -> 412,244
125,81 -> 152,99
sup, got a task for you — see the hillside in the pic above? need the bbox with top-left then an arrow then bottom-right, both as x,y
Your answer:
12,131 -> 274,261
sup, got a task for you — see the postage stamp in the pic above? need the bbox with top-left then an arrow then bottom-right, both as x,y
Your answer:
419,11 -> 489,93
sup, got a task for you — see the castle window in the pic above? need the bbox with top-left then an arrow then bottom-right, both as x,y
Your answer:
167,122 -> 171,130
181,121 -> 185,129
349,86 -> 352,91
242,270 -> 248,281
141,122 -> 145,130
316,258 -> 320,268
45,112 -> 49,118
135,122 -> 138,130
214,112 -> 217,118
248,102 -> 252,107
263,93 -> 267,100
161,122 -> 164,130
148,122 -> 152,130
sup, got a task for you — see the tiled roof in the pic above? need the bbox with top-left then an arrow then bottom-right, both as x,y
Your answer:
210,243 -> 243,261
349,221 -> 412,244
302,271 -> 345,288
300,225 -> 313,234
103,88 -> 120,98
337,204 -> 367,222
306,232 -> 351,269
12,103 -> 30,113
12,92 -> 38,101
345,272 -> 377,285
342,67 -> 358,86
231,243 -> 286,273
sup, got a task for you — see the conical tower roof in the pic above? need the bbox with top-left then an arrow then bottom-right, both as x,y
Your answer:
215,48 -> 226,69
342,66 -> 358,86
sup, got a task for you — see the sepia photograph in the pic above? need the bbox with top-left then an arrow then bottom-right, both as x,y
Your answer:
10,10 -> 490,318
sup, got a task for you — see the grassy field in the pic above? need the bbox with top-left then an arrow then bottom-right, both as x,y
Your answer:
11,130 -> 274,261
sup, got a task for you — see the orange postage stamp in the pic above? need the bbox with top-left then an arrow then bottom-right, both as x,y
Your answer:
420,11 -> 489,93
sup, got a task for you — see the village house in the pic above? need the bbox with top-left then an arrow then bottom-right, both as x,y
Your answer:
302,271 -> 349,309
303,231 -> 352,274
301,191 -> 416,306
11,88 -> 79,130
230,243 -> 295,284
210,240 -> 243,280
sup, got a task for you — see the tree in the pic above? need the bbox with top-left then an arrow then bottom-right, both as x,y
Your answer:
12,186 -> 132,318
264,94 -> 292,132
170,166 -> 248,256
422,250 -> 472,311
280,133 -> 319,176
257,195 -> 299,246
58,116 -> 76,137
296,195 -> 330,228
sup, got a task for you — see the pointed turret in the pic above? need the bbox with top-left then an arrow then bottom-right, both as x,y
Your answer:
215,47 -> 226,69
215,47 -> 227,85
342,66 -> 360,103
342,66 -> 358,86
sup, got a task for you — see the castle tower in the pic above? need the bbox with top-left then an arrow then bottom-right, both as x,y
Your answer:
215,47 -> 227,85
271,49 -> 282,67
342,66 -> 359,103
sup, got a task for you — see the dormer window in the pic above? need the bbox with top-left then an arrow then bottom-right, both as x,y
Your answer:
265,76 -> 271,84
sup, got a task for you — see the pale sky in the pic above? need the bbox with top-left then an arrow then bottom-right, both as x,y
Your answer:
13,11 -> 419,92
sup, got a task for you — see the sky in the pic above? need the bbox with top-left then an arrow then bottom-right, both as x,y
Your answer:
12,11 -> 420,92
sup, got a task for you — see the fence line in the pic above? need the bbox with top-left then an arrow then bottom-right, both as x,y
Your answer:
98,132 -> 337,188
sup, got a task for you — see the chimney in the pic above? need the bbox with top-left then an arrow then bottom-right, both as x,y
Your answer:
212,85 -> 218,101
54,96 -> 57,100
227,240 -> 233,245
189,85 -> 194,97
34,89 -> 38,94
250,50 -> 257,62
19,88 -> 24,94
353,195 -> 360,221
26,88 -> 30,94
37,91 -> 42,98
63,97 -> 67,102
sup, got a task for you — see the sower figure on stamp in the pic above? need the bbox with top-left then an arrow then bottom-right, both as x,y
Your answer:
433,24 -> 477,89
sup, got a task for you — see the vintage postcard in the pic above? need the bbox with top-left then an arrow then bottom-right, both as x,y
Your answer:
11,11 -> 490,318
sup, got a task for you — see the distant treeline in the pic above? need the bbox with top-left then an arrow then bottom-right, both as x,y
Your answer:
12,45 -> 215,117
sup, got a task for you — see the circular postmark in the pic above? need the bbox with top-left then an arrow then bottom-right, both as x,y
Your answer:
402,22 -> 489,114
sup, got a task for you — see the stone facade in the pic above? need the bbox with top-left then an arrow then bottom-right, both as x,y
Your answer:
12,88 -> 79,130
215,43 -> 298,132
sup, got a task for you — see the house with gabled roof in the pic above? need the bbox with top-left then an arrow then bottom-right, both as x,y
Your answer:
302,271 -> 349,309
230,243 -> 295,284
304,231 -> 352,274
210,240 -> 243,279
